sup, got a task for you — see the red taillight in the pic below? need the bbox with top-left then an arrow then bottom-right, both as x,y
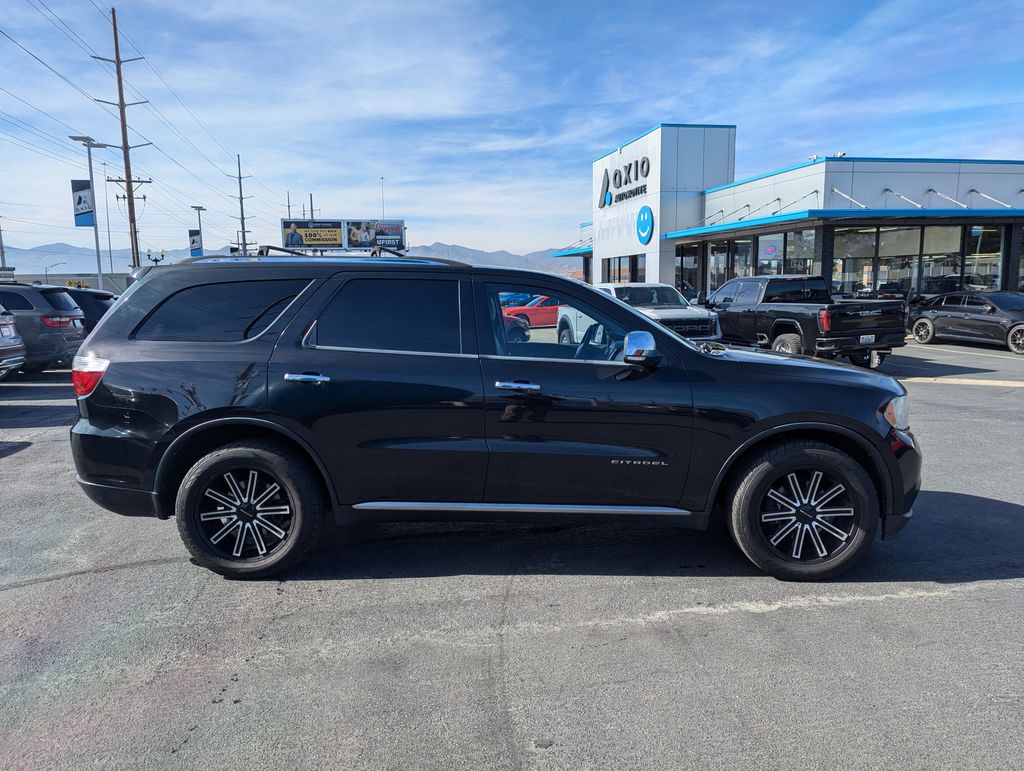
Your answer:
40,314 -> 73,328
72,354 -> 108,397
817,308 -> 832,333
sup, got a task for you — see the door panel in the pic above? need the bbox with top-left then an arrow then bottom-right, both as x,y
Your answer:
268,273 -> 487,504
477,279 -> 694,508
962,296 -> 1003,341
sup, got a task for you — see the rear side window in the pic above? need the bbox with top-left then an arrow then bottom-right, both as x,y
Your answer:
803,278 -> 831,303
316,278 -> 461,354
41,289 -> 80,312
135,280 -> 309,342
763,279 -> 805,302
0,291 -> 33,310
941,295 -> 963,308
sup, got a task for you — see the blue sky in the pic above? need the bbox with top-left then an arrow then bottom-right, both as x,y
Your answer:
1,0 -> 1023,256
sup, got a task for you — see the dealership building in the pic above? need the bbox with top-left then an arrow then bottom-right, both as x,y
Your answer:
553,123 -> 1024,297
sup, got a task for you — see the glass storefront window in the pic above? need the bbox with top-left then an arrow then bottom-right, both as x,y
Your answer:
603,256 -> 630,283
708,240 -> 729,290
732,239 -> 753,278
784,229 -> 818,274
635,255 -> 646,282
964,226 -> 1002,291
876,227 -> 920,298
675,243 -> 701,294
833,227 -> 876,297
757,233 -> 784,275
920,226 -> 962,296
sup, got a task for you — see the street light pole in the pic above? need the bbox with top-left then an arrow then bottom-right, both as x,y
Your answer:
380,176 -> 385,219
70,136 -> 111,290
191,205 -> 206,254
44,261 -> 65,283
102,161 -> 114,275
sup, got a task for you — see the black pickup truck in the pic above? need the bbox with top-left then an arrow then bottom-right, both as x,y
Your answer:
705,275 -> 906,367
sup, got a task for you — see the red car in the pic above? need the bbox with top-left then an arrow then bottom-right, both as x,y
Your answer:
503,295 -> 562,327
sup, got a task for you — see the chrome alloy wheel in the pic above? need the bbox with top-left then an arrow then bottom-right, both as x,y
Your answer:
759,470 -> 857,563
912,320 -> 932,343
1009,326 -> 1024,354
196,468 -> 294,560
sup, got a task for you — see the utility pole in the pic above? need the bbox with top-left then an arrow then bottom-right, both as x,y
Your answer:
70,136 -> 110,290
102,161 -> 113,275
235,155 -> 251,255
286,190 -> 292,218
309,193 -> 314,221
380,176 -> 385,219
93,6 -> 150,268
0,216 -> 6,269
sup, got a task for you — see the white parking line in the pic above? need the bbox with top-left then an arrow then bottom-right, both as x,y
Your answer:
904,344 -> 1022,363
900,377 -> 1024,387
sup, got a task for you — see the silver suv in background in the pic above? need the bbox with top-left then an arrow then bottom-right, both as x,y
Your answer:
594,282 -> 720,341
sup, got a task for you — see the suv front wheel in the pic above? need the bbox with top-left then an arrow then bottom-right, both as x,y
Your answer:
728,440 -> 879,580
175,440 -> 325,578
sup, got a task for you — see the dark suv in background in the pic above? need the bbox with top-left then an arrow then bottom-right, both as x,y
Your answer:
65,287 -> 117,333
0,282 -> 86,373
71,256 -> 921,581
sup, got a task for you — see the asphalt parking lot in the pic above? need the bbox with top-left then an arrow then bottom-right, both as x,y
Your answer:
1,342 -> 1022,767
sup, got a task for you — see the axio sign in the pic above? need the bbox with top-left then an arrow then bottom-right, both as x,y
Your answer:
597,155 -> 651,209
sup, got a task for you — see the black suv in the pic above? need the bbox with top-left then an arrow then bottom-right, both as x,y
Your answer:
71,256 -> 921,580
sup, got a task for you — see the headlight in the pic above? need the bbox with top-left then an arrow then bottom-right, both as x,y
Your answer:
882,395 -> 910,431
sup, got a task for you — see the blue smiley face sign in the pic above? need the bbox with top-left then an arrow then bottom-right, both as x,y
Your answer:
636,205 -> 654,245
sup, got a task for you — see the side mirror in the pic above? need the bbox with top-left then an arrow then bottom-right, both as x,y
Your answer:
986,305 -> 997,314
696,290 -> 707,306
624,330 -> 661,368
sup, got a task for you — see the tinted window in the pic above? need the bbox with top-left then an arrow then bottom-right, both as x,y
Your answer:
964,296 -> 991,310
763,279 -> 805,303
734,281 -> 759,304
803,278 -> 831,303
68,290 -> 115,316
136,280 -> 308,342
317,278 -> 460,353
710,282 -> 738,304
0,291 -> 33,310
941,295 -> 964,308
41,289 -> 80,312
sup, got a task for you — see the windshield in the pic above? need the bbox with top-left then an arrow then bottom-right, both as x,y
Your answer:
990,292 -> 1024,312
616,286 -> 688,308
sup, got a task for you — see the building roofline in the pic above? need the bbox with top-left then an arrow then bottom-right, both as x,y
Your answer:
551,245 -> 594,258
662,208 -> 1024,240
592,123 -> 737,163
703,156 -> 1024,195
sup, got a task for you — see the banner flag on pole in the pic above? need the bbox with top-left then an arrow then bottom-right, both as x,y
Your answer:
71,180 -> 95,227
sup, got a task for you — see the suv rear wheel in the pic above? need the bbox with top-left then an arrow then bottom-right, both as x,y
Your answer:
175,440 -> 325,578
728,440 -> 879,580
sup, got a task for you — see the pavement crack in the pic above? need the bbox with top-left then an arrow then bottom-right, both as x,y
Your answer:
0,556 -> 188,593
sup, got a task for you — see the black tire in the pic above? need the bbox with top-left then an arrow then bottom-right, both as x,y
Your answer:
507,328 -> 527,344
771,333 -> 802,355
558,327 -> 574,345
911,318 -> 935,344
515,313 -> 530,328
0,368 -> 15,381
727,440 -> 879,580
847,352 -> 887,368
175,440 -> 326,579
1008,324 -> 1024,355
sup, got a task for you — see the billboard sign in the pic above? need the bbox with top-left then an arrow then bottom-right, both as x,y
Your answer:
71,180 -> 95,227
281,220 -> 344,249
188,229 -> 203,257
281,219 -> 406,250
346,219 -> 405,250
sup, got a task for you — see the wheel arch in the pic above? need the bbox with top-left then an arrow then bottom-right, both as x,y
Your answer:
705,422 -> 892,525
153,417 -> 336,519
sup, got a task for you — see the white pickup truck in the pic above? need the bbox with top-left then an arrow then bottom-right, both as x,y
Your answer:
557,282 -> 721,344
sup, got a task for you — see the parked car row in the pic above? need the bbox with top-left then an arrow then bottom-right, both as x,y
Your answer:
0,281 -> 117,376
907,291 -> 1024,354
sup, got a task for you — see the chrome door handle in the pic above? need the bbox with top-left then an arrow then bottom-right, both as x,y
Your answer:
495,380 -> 542,391
284,373 -> 331,384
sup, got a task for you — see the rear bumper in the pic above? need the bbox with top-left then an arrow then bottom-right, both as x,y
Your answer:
24,335 -> 83,366
0,346 -> 26,371
814,331 -> 906,353
77,476 -> 161,518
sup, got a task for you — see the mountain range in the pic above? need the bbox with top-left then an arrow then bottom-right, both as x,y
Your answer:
1,241 -> 576,276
